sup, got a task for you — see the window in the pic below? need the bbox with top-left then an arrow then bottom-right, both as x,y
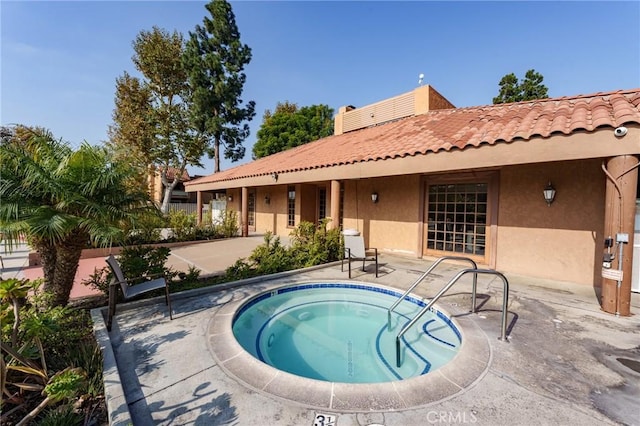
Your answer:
247,191 -> 255,227
318,188 -> 327,221
287,186 -> 296,227
426,183 -> 488,256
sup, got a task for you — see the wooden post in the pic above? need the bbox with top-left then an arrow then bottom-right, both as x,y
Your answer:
601,155 -> 638,316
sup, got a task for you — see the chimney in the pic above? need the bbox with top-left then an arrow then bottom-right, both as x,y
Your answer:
415,85 -> 455,115
333,105 -> 356,136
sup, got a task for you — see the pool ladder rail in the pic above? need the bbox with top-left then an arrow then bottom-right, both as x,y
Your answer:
388,256 -> 510,368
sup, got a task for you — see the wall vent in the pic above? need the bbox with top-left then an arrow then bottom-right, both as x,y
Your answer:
335,85 -> 454,135
343,91 -> 415,133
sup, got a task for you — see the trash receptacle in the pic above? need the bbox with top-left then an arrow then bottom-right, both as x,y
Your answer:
341,229 -> 360,236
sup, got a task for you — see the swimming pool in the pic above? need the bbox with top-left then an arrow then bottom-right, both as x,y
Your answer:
232,283 -> 461,383
208,280 -> 491,411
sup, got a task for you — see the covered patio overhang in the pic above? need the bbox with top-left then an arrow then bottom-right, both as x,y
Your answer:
186,126 -> 639,316
186,127 -> 639,192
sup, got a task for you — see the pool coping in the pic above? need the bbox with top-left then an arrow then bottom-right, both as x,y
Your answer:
207,280 -> 492,412
92,262 -> 342,425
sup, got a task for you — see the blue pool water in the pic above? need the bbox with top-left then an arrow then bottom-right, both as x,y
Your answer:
232,283 -> 461,383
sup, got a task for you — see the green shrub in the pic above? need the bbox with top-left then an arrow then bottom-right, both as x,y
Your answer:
34,306 -> 104,396
178,265 -> 201,283
123,209 -> 167,245
64,338 -> 103,397
216,209 -> 239,238
202,209 -> 213,226
195,223 -> 219,240
168,210 -> 197,241
224,233 -> 294,281
37,404 -> 83,426
289,218 -> 341,267
223,220 -> 340,280
118,245 -> 174,283
224,233 -> 294,280
249,233 -> 296,274
81,246 -> 178,298
225,258 -> 255,281
0,280 -> 103,426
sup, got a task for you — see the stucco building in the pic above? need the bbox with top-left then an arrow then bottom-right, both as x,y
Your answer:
185,86 -> 640,316
148,166 -> 214,206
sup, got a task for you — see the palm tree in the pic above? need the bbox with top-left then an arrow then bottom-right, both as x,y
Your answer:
0,126 -> 156,307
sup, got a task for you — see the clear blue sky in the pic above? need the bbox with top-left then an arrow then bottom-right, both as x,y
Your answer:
2,1 -> 639,176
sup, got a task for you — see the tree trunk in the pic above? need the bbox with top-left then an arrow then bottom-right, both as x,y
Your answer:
214,135 -> 220,173
31,238 -> 57,292
49,232 -> 88,307
160,178 -> 180,214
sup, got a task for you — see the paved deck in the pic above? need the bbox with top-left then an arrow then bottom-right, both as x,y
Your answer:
4,239 -> 639,425
91,249 -> 640,426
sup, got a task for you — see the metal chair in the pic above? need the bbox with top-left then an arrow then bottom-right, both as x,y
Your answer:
105,255 -> 172,331
341,235 -> 378,278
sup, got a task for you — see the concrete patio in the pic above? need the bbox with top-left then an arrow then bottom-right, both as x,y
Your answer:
92,248 -> 640,426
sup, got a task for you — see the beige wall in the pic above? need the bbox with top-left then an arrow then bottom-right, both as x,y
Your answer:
338,160 -> 606,285
225,189 -> 240,229
254,185 -> 286,236
255,184 -> 325,237
251,185 -> 294,238
249,176 -> 422,249
342,175 -> 422,254
496,160 -> 605,285
228,159 -> 607,286
148,172 -> 163,204
300,184 -> 317,223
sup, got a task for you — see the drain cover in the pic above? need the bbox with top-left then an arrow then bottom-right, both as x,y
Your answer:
616,357 -> 640,373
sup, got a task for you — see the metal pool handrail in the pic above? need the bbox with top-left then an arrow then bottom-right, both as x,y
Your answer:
387,256 -> 478,330
396,268 -> 510,368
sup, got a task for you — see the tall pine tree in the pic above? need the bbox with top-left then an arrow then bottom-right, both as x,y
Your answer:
183,0 -> 256,173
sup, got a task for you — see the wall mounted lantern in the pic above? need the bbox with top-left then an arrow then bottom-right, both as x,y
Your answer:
271,172 -> 278,182
371,192 -> 379,203
543,182 -> 556,206
265,194 -> 270,205
227,195 -> 233,202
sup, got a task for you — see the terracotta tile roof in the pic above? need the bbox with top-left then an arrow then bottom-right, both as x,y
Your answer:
160,167 -> 190,182
186,88 -> 640,186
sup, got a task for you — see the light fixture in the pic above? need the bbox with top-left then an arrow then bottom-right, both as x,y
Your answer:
543,182 -> 556,206
371,192 -> 379,203
264,194 -> 270,205
227,195 -> 233,202
271,172 -> 278,182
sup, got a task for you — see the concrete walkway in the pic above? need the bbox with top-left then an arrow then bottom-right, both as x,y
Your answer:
92,247 -> 640,426
162,236 -> 269,276
1,236 -> 269,299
